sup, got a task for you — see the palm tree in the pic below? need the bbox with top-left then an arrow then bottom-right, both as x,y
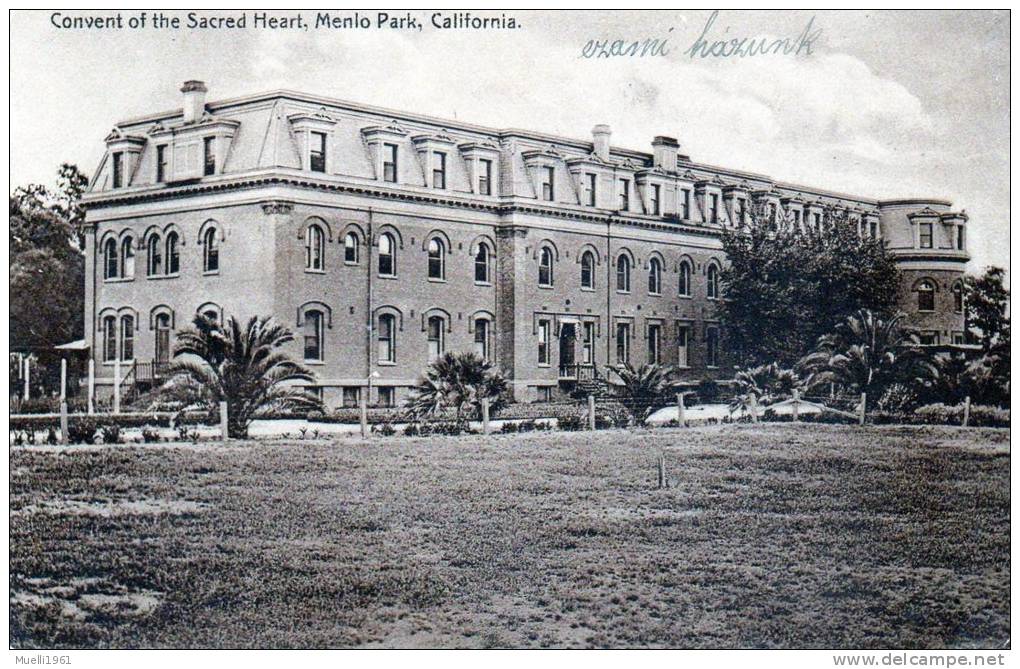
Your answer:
609,363 -> 676,422
797,309 -> 937,409
729,363 -> 800,415
161,315 -> 322,438
407,352 -> 507,426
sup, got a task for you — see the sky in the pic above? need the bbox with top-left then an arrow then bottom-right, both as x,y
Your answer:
9,9 -> 1010,278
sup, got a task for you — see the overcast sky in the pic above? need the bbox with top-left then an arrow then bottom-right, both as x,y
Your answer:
9,9 -> 1010,278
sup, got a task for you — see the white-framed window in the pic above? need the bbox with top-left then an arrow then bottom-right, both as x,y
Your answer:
538,247 -> 554,287
102,315 -> 117,362
952,281 -> 964,313
478,159 -> 493,195
616,254 -> 631,293
919,222 -> 933,248
156,144 -> 168,183
542,166 -> 555,201
120,237 -> 134,279
344,232 -> 359,264
120,315 -> 135,362
342,387 -> 360,408
677,325 -> 690,368
303,309 -> 324,362
147,234 -> 163,276
166,232 -> 180,274
378,313 -> 396,363
383,143 -> 398,183
582,322 -> 595,364
647,323 -> 661,364
103,238 -> 119,279
427,238 -> 445,280
306,224 -> 325,271
432,152 -> 446,189
154,312 -> 172,364
580,251 -> 595,290
474,318 -> 489,361
709,193 -> 718,223
111,152 -> 124,188
678,260 -> 692,297
618,179 -> 630,210
537,319 -> 551,365
584,173 -> 596,206
706,326 -> 720,368
378,233 -> 396,277
917,280 -> 936,312
707,263 -> 720,300
616,322 -> 631,365
427,315 -> 445,361
649,184 -> 660,215
378,386 -> 395,408
681,189 -> 690,219
203,227 -> 220,273
474,242 -> 491,284
203,137 -> 216,176
310,131 -> 327,173
648,257 -> 662,295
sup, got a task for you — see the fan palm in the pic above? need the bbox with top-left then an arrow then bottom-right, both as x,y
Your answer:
729,362 -> 801,415
407,352 -> 507,426
162,314 -> 322,438
609,363 -> 676,421
797,309 -> 936,409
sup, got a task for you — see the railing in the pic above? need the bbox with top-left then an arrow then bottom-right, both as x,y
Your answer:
558,363 -> 598,382
134,361 -> 172,384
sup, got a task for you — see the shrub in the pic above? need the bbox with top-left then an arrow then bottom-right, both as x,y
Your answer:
697,379 -> 720,403
141,427 -> 162,443
558,414 -> 584,431
45,428 -> 58,445
374,422 -> 396,437
915,403 -> 1010,428
518,420 -> 536,433
100,423 -> 122,445
500,421 -> 519,434
67,417 -> 99,445
403,423 -> 420,437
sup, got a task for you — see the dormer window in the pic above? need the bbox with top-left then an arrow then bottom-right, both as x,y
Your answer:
112,152 -> 124,188
585,173 -> 597,206
735,198 -> 745,225
619,179 -> 630,210
681,190 -> 691,219
203,137 -> 216,176
156,145 -> 168,183
709,193 -> 718,223
310,132 -> 327,173
478,159 -> 493,195
541,166 -> 555,201
432,152 -> 446,189
919,222 -> 933,248
383,143 -> 398,183
957,226 -> 965,250
649,184 -> 661,216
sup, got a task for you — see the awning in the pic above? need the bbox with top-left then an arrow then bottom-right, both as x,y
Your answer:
55,339 -> 89,350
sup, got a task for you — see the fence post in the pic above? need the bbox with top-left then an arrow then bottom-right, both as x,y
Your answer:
59,401 -> 69,445
60,358 -> 67,403
657,453 -> 666,489
859,392 -> 867,426
219,401 -> 229,441
23,357 -> 30,401
963,396 -> 971,427
113,359 -> 121,415
749,394 -> 759,423
587,394 -> 596,431
359,390 -> 368,438
677,393 -> 686,427
87,359 -> 95,415
792,389 -> 800,423
481,397 -> 490,435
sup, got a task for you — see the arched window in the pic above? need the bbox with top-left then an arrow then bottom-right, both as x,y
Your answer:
344,232 -> 359,264
120,315 -> 135,362
378,313 -> 396,363
917,280 -> 936,312
378,233 -> 395,276
120,237 -> 135,279
306,224 -> 325,271
474,318 -> 490,361
648,257 -> 662,295
203,227 -> 219,273
166,232 -> 180,274
616,254 -> 631,293
952,281 -> 964,313
707,264 -> 720,299
678,260 -> 692,297
538,247 -> 554,287
474,242 -> 491,283
580,251 -> 595,290
103,238 -> 119,279
303,309 -> 324,361
427,238 -> 445,280
154,312 -> 172,365
427,315 -> 445,361
102,315 -> 117,361
147,234 -> 163,276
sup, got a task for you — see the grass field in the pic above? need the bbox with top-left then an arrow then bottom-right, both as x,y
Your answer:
9,424 -> 1010,649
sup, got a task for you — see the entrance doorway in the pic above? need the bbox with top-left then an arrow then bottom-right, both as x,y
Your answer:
559,322 -> 576,374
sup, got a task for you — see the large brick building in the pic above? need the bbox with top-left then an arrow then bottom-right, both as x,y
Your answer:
81,82 -> 969,406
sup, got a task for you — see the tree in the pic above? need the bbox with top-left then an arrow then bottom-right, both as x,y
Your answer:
797,309 -> 937,409
609,363 -> 676,421
965,266 -> 1009,352
161,315 -> 323,438
407,352 -> 508,425
720,205 -> 901,368
729,363 -> 800,415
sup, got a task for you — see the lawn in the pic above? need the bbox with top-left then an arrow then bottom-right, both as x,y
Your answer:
9,424 -> 1010,649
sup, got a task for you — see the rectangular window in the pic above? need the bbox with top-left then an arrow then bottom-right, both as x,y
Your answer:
478,159 -> 493,195
681,189 -> 690,219
432,151 -> 446,189
536,386 -> 552,403
709,194 -> 718,223
342,387 -> 360,408
677,325 -> 690,368
383,143 -> 398,183
303,312 -> 323,362
538,320 -> 551,365
474,319 -> 489,361
793,209 -> 801,228
378,387 -> 395,408
377,316 -> 395,363
120,317 -> 134,362
618,179 -> 629,210
647,323 -> 661,364
951,331 -> 966,345
919,331 -> 939,346
650,184 -> 661,215
957,226 -> 965,250
310,131 -> 327,173
870,220 -> 878,238
919,222 -> 933,248
582,322 -> 595,365
111,152 -> 123,188
706,326 -> 720,368
542,166 -> 555,201
736,198 -> 745,225
103,317 -> 117,362
585,173 -> 597,206
203,137 -> 216,176
813,212 -> 821,230
616,322 -> 631,365
156,145 -> 168,183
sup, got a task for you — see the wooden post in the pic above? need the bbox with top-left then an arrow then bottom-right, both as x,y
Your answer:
359,389 -> 368,438
792,389 -> 800,423
749,394 -> 759,423
481,397 -> 490,435
59,401 -> 69,445
859,392 -> 867,426
657,453 -> 666,489
963,396 -> 971,427
677,393 -> 686,427
587,394 -> 596,431
113,359 -> 121,414
87,359 -> 95,415
219,401 -> 229,441
22,357 -> 30,401
60,359 -> 67,403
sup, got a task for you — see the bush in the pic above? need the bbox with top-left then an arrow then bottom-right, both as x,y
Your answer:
558,414 -> 584,431
915,403 -> 1010,428
67,417 -> 99,445
499,421 -> 519,434
100,423 -> 122,444
374,422 -> 396,437
697,379 -> 720,403
141,426 -> 162,443
403,423 -> 420,437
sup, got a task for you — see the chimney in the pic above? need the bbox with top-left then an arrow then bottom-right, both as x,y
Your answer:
592,124 -> 611,161
181,80 -> 208,123
652,136 -> 679,171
